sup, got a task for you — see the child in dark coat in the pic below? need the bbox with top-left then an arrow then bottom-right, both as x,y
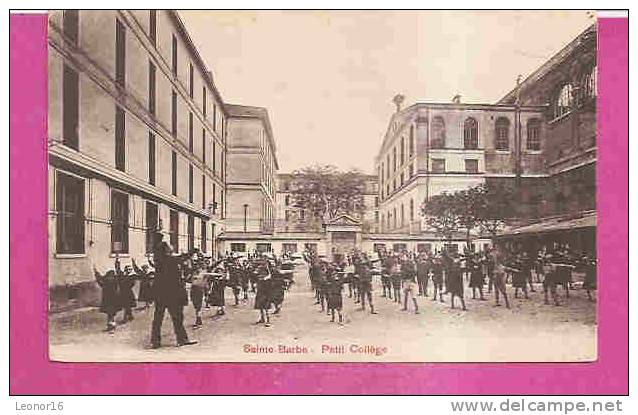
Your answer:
132,258 -> 154,309
325,272 -> 344,323
253,264 -> 272,327
116,260 -> 137,323
94,267 -> 121,333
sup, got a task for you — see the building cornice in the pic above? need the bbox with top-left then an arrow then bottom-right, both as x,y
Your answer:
168,10 -> 228,117
50,145 -> 219,221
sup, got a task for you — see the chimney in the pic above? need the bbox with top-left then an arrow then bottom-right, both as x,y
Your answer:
392,94 -> 405,113
452,94 -> 462,104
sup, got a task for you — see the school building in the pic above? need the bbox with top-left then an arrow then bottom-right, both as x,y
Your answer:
47,10 -> 596,309
48,10 -> 231,308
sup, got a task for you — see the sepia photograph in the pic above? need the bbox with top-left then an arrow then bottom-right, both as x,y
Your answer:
46,10 -> 598,363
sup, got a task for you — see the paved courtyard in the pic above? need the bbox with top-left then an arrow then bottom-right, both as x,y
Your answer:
49,264 -> 596,363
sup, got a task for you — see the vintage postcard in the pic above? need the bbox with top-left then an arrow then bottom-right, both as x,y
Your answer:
45,10 -> 600,363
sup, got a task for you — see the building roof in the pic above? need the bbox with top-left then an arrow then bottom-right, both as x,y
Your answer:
169,11 -> 227,116
497,23 -> 597,104
495,210 -> 596,238
226,103 -> 279,170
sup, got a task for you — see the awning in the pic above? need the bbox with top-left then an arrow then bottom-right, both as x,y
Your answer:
496,211 -> 596,238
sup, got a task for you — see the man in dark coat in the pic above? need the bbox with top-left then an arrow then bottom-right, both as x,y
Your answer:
416,254 -> 430,297
431,255 -> 445,303
150,233 -> 197,349
358,260 -> 377,314
447,257 -> 467,311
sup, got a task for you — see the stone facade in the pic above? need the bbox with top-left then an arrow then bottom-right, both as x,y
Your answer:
498,24 -> 597,219
225,104 -> 278,234
49,10 -> 233,308
375,102 -> 547,234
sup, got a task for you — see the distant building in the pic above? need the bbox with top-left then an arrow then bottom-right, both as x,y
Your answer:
275,173 -> 379,234
375,101 -> 547,238
224,104 -> 278,234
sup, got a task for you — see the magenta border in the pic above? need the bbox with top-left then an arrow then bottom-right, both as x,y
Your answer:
9,14 -> 628,395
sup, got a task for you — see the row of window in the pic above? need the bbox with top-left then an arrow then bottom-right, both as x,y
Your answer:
379,117 -> 542,192
55,171 -> 218,255
60,16 -> 226,213
229,242 -> 319,254
381,159 -> 479,201
381,198 -> 417,231
61,12 -> 226,181
552,65 -> 597,120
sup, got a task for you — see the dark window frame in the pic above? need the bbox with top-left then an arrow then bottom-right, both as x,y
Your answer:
189,63 -> 194,98
171,34 -> 178,76
148,131 -> 155,185
188,112 -> 193,153
465,159 -> 479,173
200,219 -> 207,252
495,117 -> 510,151
463,117 -> 479,149
526,118 -> 541,151
171,90 -> 177,137
431,116 -> 446,149
145,201 -> 158,254
55,171 -> 85,254
431,158 -> 446,173
110,189 -> 129,254
188,164 -> 193,203
115,19 -> 126,89
169,209 -> 179,252
149,10 -> 157,46
171,151 -> 177,196
62,64 -> 79,150
63,10 -> 79,45
115,106 -> 126,171
187,215 -> 195,251
148,61 -> 156,115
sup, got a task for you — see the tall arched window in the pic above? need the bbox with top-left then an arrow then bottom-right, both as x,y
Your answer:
463,117 -> 478,149
581,65 -> 597,99
495,117 -> 510,150
431,116 -> 446,149
400,204 -> 404,227
526,118 -> 541,151
554,83 -> 573,119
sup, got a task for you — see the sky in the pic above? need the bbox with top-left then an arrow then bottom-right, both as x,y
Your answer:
180,10 -> 594,174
